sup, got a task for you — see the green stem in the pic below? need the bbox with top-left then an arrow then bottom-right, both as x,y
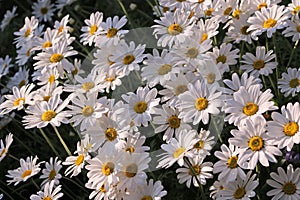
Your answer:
287,40 -> 299,67
117,0 -> 135,29
8,154 -> 19,161
31,178 -> 39,190
52,126 -> 72,156
39,128 -> 62,160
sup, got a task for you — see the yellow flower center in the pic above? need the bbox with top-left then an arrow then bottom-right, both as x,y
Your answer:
216,55 -> 227,64
258,3 -> 267,11
292,6 -> 300,15
107,28 -> 118,38
200,33 -> 208,43
240,26 -> 250,35
0,148 -> 6,157
186,48 -> 199,59
100,184 -> 106,193
158,64 -> 172,75
106,77 -> 115,82
263,18 -> 277,28
13,98 -> 25,107
253,60 -> 265,70
282,182 -> 296,195
123,54 -> 135,65
102,162 -> 115,176
227,156 -> 238,169
48,75 -> 55,84
243,103 -> 259,116
105,128 -> 118,141
82,105 -> 94,117
43,41 -> 52,48
72,68 -> 78,76
194,140 -> 204,150
176,0 -> 186,2
40,7 -> 48,14
168,115 -> 181,129
49,169 -> 56,180
41,110 -> 57,121
42,196 -> 52,200
284,122 -> 299,136
125,146 -> 135,153
21,170 -> 32,178
223,7 -> 232,16
89,25 -> 98,35
163,7 -> 169,12
82,82 -> 95,92
232,9 -> 241,19
19,80 -> 26,88
125,163 -> 138,178
43,96 -> 51,101
234,187 -> 246,199
24,28 -> 31,37
174,85 -> 188,96
134,101 -> 147,114
206,73 -> 216,84
198,0 -> 205,3
58,26 -> 64,34
173,147 -> 186,158
75,154 -> 84,166
188,165 -> 201,176
289,78 -> 300,88
205,8 -> 214,16
168,24 -> 183,35
50,53 -> 64,63
248,136 -> 264,151
141,196 -> 153,200
195,97 -> 208,111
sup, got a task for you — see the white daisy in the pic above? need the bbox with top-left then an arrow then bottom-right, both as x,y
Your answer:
120,131 -> 150,154
278,67 -> 300,97
130,179 -> 167,200
30,181 -> 63,200
283,15 -> 300,42
213,144 -> 246,183
15,41 -> 35,66
80,11 -> 103,46
32,27 -> 61,51
229,118 -> 282,169
152,104 -> 191,142
6,156 -> 42,186
267,164 -> 300,200
121,86 -> 160,127
152,9 -> 195,47
191,128 -> 215,157
6,67 -> 30,90
176,156 -> 213,188
195,18 -> 219,44
224,84 -> 277,127
0,55 -> 13,79
241,46 -> 278,77
32,0 -> 56,22
157,129 -> 197,168
247,5 -> 289,39
0,132 -> 13,162
0,6 -> 18,31
39,157 -> 62,189
14,16 -> 39,48
177,79 -> 223,125
226,14 -> 253,44
288,0 -> 300,16
266,102 -> 300,151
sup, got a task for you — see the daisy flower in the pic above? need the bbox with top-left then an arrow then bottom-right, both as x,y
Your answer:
229,118 -> 282,169
95,15 -> 128,47
32,0 -> 56,22
267,164 -> 300,200
100,69 -> 124,93
15,42 -> 35,66
33,40 -> 77,77
278,67 -> 300,97
53,14 -> 70,36
191,129 -> 215,157
177,156 -> 213,188
195,18 -> 219,44
110,40 -> 146,75
213,144 -> 246,183
130,179 -> 167,200
251,0 -> 281,11
0,133 -> 13,162
218,171 -> 259,200
152,104 -> 191,142
141,49 -> 180,88
121,86 -> 160,127
177,79 -> 223,125
197,58 -> 222,85
207,43 -> 240,74
152,9 -> 194,48
247,5 -> 289,39
80,11 -> 103,46
22,93 -> 72,129
157,129 -> 197,169
67,92 -> 109,131
0,55 -> 13,79
30,181 -> 63,200
241,46 -> 277,77
117,152 -> 151,191
0,84 -> 35,115
35,67 -> 60,87
32,27 -> 61,51
6,67 -> 30,90
213,0 -> 237,23
226,14 -> 253,44
283,15 -> 300,42
266,102 -> 300,151
13,16 -> 39,47
0,6 -> 18,31
6,156 -> 42,186
224,84 -> 277,127
209,179 -> 226,200
159,0 -> 190,10
288,0 -> 300,16
39,157 -> 62,189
